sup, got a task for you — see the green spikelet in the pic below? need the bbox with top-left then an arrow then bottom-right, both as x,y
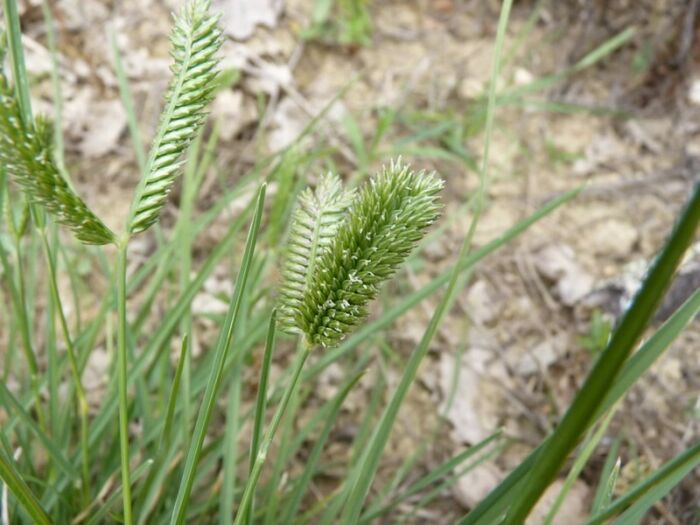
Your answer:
0,72 -> 116,245
297,160 -> 443,348
279,172 -> 354,333
128,0 -> 222,234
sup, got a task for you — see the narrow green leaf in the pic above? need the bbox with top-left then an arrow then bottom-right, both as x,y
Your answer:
586,440 -> 700,525
590,438 -> 621,514
0,448 -> 52,525
170,183 -> 266,524
162,335 -> 190,445
503,181 -> 700,524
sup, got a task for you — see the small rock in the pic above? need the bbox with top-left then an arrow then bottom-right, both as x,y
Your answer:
465,280 -> 502,325
213,0 -> 282,40
526,479 -> 589,525
533,244 -> 594,306
514,333 -> 569,376
453,461 -> 504,509
689,78 -> 700,106
589,219 -> 638,259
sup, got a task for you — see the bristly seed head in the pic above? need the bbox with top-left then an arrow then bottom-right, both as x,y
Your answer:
278,172 -> 354,334
279,159 -> 443,348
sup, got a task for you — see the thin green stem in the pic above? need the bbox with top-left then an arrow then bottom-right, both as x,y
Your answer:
3,0 -> 32,123
116,240 -> 133,525
40,231 -> 90,501
11,231 -> 46,431
232,343 -> 311,525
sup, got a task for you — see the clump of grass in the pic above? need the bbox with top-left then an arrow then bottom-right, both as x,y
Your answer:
1,0 -> 699,523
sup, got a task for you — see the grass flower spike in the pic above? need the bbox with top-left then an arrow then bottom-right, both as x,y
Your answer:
128,0 -> 222,234
279,172 -> 354,333
290,160 -> 443,348
0,71 -> 116,244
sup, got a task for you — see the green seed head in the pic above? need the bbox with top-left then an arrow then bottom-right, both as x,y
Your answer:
280,159 -> 443,348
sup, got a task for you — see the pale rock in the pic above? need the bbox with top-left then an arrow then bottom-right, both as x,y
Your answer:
453,461 -> 504,509
572,133 -> 626,176
589,219 -> 638,259
515,332 -> 569,376
439,351 -> 501,445
689,77 -> 700,106
533,244 -> 594,306
514,67 -> 534,86
213,0 -> 283,40
526,479 -> 589,525
465,280 -> 501,325
192,275 -> 234,316
64,89 -> 127,158
211,90 -> 258,140
458,77 -> 484,100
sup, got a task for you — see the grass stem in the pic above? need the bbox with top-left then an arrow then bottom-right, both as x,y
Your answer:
116,240 -> 133,525
233,342 -> 311,525
40,231 -> 91,502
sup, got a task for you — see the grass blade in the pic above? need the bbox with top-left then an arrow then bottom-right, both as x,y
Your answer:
170,182 -> 266,524
586,440 -> 700,525
0,448 -> 52,525
241,309 -> 277,525
503,181 -> 700,524
460,282 -> 700,525
162,335 -> 190,445
590,438 -> 621,514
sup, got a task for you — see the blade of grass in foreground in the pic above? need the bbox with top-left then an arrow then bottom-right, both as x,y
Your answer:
590,438 -> 621,514
460,283 -> 700,525
503,181 -> 700,525
0,448 -> 52,525
240,309 -> 277,525
170,183 -> 267,525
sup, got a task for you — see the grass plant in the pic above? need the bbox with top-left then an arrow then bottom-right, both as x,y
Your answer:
0,0 -> 698,523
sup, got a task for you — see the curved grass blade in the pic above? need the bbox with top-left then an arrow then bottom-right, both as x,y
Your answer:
240,309 -> 277,525
0,448 -> 52,525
